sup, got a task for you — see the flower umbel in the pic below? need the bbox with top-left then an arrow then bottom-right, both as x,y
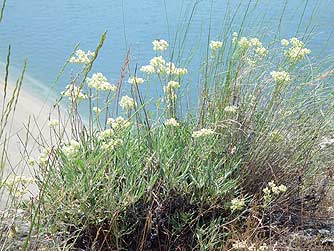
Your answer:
230,198 -> 245,211
128,76 -> 145,85
165,118 -> 179,127
61,84 -> 87,101
48,119 -> 59,128
192,128 -> 214,138
120,96 -> 136,111
87,73 -> 117,92
152,39 -> 169,51
270,71 -> 291,84
62,140 -> 81,160
284,37 -> 311,62
209,40 -> 223,50
69,49 -> 94,64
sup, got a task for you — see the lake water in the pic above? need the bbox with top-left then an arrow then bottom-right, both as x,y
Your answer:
0,0 -> 333,101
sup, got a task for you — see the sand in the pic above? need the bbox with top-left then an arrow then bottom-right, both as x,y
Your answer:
0,80 -> 59,209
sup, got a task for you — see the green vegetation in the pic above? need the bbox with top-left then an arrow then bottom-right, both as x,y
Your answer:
1,1 -> 334,250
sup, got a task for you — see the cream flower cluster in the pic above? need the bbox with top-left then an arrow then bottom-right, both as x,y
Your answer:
69,49 -> 94,64
250,37 -> 267,56
62,140 -> 81,160
165,118 -> 179,127
98,129 -> 114,141
140,65 -> 155,74
98,126 -> 124,151
233,34 -> 267,57
238,37 -> 251,49
263,180 -> 287,206
224,105 -> 238,113
192,128 -> 214,138
100,138 -> 123,150
61,84 -> 87,101
3,176 -> 35,198
255,47 -> 267,57
92,106 -> 101,114
120,95 -> 136,111
281,39 -> 289,46
149,56 -> 166,72
152,39 -> 169,51
165,63 -> 188,76
87,73 -> 117,92
209,40 -> 223,50
48,119 -> 59,128
270,70 -> 291,84
230,198 -> 245,211
27,158 -> 35,166
107,116 -> 131,130
163,80 -> 180,98
232,241 -> 268,251
38,147 -> 51,167
128,76 -> 145,85
140,55 -> 187,76
284,37 -> 311,62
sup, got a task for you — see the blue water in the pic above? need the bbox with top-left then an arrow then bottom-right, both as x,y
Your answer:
0,0 -> 333,101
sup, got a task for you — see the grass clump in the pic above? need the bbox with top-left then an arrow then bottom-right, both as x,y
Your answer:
19,31 -> 333,250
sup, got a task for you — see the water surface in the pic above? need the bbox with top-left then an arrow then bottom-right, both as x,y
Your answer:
0,0 -> 333,101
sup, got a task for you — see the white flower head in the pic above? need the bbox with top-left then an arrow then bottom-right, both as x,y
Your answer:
69,49 -> 94,64
250,37 -> 262,47
27,158 -> 35,166
152,39 -> 169,51
165,118 -> 179,127
87,73 -> 117,92
230,198 -> 245,211
101,138 -> 123,151
61,84 -> 87,101
281,39 -> 289,46
140,65 -> 155,74
163,80 -> 180,95
149,56 -> 166,73
238,37 -> 251,49
98,129 -> 114,141
107,116 -> 131,130
192,128 -> 214,138
232,240 -> 248,250
174,67 -> 188,76
259,243 -> 269,251
164,62 -> 187,76
284,37 -> 311,62
128,76 -> 145,85
270,71 -> 290,84
255,47 -> 267,57
278,184 -> 287,193
209,40 -> 223,50
224,105 -> 238,113
38,147 -> 51,167
120,95 -> 136,111
48,119 -> 59,128
62,140 -> 81,160
92,106 -> 101,114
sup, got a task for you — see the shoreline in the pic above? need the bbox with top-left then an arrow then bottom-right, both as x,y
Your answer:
0,79 -> 57,208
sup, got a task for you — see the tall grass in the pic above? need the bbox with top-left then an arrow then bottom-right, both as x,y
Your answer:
1,1 -> 334,250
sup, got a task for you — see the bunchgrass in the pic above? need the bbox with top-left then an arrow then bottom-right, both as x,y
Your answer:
19,31 -> 333,250
1,1 -> 334,250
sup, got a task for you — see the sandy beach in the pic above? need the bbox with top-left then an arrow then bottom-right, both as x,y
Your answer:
0,80 -> 58,208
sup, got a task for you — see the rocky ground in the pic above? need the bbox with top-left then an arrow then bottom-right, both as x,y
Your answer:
1,189 -> 333,250
1,210 -> 334,250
